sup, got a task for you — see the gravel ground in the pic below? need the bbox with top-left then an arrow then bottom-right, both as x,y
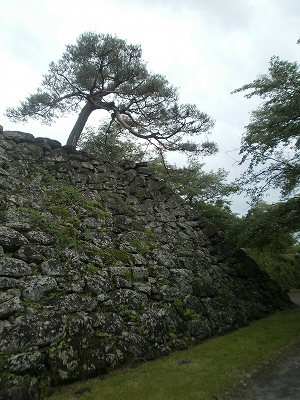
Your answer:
225,291 -> 300,400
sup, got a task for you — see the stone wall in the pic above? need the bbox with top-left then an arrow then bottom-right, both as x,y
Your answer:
0,130 -> 293,399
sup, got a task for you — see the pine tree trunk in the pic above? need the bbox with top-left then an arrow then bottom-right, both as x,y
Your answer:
66,102 -> 96,147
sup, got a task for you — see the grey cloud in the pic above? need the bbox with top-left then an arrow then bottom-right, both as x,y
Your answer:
116,0 -> 253,30
1,25 -> 45,65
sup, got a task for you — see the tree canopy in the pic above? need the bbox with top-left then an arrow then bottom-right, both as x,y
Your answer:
78,121 -> 147,163
232,201 -> 298,252
232,43 -> 300,199
6,32 -> 216,157
150,157 -> 238,206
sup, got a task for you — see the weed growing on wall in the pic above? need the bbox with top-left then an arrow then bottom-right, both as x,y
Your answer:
98,247 -> 133,266
27,163 -> 56,185
28,210 -> 78,254
48,185 -> 85,206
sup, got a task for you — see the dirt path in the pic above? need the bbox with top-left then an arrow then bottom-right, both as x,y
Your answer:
289,290 -> 300,306
225,292 -> 300,400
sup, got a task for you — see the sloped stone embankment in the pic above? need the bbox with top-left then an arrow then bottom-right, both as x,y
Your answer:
0,129 -> 293,399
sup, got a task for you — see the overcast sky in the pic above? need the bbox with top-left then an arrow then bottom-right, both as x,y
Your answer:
0,0 -> 299,214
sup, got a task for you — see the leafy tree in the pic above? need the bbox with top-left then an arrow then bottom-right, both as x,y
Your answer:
6,32 -> 216,157
231,200 -> 300,290
78,121 -> 146,163
232,42 -> 300,199
231,43 -> 300,289
270,196 -> 300,238
233,201 -> 297,252
193,201 -> 240,238
149,157 -> 239,206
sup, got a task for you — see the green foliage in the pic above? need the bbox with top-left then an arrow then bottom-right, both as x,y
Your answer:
27,163 -> 55,184
116,230 -> 157,257
145,229 -> 156,240
128,238 -> 153,255
245,248 -> 300,290
231,201 -> 298,252
193,201 -> 240,239
23,300 -> 43,309
47,288 -> 64,298
6,32 -> 216,158
29,210 -> 78,254
29,210 -> 53,230
39,378 -> 53,399
85,200 -> 102,209
149,158 -> 238,206
232,46 -> 300,257
78,124 -> 147,163
233,48 -> 300,199
173,298 -> 198,321
210,197 -> 300,289
50,205 -> 69,218
50,185 -> 84,206
0,370 -> 32,390
0,353 -> 9,370
124,204 -> 134,214
98,247 -> 132,266
124,268 -> 132,282
87,264 -> 99,274
64,217 -> 81,227
95,331 -> 110,345
271,196 -> 300,237
0,201 -> 7,213
85,200 -> 111,217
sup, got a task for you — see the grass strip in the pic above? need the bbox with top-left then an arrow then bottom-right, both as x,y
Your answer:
47,308 -> 300,400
